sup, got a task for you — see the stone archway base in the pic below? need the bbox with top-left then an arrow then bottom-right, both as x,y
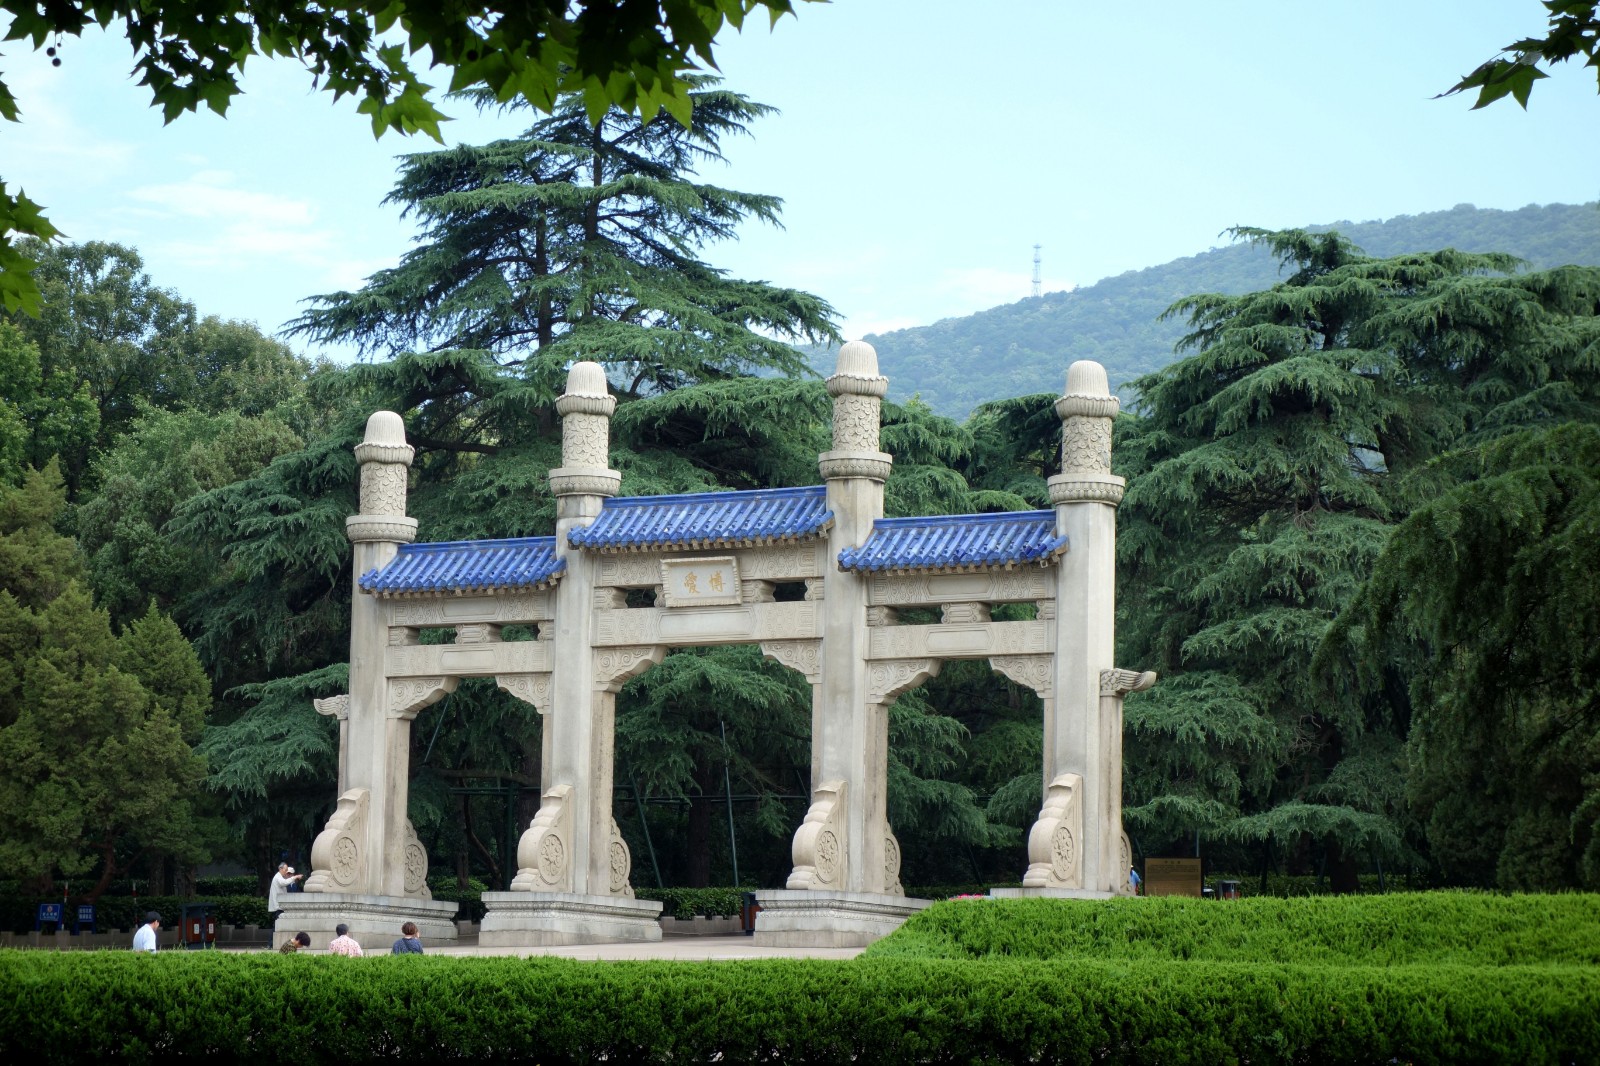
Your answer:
751,890 -> 932,948
273,893 -> 461,951
480,891 -> 664,947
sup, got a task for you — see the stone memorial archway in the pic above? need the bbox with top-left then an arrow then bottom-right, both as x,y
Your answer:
277,343 -> 1154,949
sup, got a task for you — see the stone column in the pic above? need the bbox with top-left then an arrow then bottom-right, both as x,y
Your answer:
801,340 -> 894,894
1041,360 -> 1125,895
535,362 -> 620,897
302,412 -> 417,897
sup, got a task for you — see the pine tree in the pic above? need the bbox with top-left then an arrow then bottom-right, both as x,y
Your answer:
289,78 -> 838,397
1117,228 -> 1600,888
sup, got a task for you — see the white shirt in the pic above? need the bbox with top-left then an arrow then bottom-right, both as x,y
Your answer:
133,924 -> 158,952
268,871 -> 293,911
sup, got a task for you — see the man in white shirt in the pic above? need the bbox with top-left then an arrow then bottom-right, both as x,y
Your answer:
267,862 -> 303,917
132,911 -> 161,952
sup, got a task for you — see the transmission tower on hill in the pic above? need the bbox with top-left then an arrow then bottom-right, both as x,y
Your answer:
1032,244 -> 1042,298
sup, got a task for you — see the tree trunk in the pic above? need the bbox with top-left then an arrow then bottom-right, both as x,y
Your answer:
1325,837 -> 1362,895
685,760 -> 716,887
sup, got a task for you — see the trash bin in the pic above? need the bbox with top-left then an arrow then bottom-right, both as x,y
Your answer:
1201,884 -> 1215,899
181,903 -> 217,950
1218,880 -> 1241,900
740,891 -> 760,936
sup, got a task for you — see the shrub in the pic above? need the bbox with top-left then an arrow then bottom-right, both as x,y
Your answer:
0,951 -> 1595,1064
862,892 -> 1600,965
634,886 -> 743,919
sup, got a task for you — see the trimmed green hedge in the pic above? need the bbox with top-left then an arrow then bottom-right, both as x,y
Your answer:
0,951 -> 1595,1064
0,894 -> 273,933
863,892 -> 1600,965
635,886 -> 745,919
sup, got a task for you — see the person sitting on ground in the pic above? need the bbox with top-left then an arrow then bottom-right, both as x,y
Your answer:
327,923 -> 364,957
132,911 -> 161,953
391,921 -> 423,955
279,931 -> 312,954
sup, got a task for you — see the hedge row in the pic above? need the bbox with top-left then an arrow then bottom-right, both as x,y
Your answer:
0,894 -> 275,934
1,951 -> 1595,1064
863,892 -> 1600,966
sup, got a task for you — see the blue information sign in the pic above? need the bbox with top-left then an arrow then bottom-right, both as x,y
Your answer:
36,903 -> 63,930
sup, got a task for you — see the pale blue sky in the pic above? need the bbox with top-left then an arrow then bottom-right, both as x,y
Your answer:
5,2 -> 1597,361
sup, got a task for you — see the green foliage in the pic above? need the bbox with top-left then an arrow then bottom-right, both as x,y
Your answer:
290,80 -> 838,392
1341,422 -> 1600,888
0,240 -> 312,495
0,1 -> 818,314
634,885 -> 745,919
864,893 -> 1600,965
0,470 -> 214,894
1116,227 -> 1600,882
1442,2 -> 1600,109
2,947 -> 1598,1065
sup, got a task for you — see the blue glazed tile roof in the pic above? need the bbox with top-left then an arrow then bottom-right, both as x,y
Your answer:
360,537 -> 564,595
568,485 -> 832,552
837,511 -> 1067,573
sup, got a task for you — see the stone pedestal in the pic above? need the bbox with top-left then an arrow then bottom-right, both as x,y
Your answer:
479,891 -> 663,946
273,893 -> 459,951
752,890 -> 930,947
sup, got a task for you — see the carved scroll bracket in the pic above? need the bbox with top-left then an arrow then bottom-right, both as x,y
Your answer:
313,694 -> 350,720
990,655 -> 1053,698
1101,669 -> 1159,698
608,817 -> 634,897
787,780 -> 848,890
509,784 -> 573,892
595,645 -> 666,692
401,818 -> 431,898
867,658 -> 941,706
760,639 -> 822,684
496,673 -> 553,713
304,788 -> 370,894
389,676 -> 460,720
1022,773 -> 1083,890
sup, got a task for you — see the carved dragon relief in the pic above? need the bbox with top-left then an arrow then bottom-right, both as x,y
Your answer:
787,780 -> 847,890
1022,772 -> 1083,890
509,784 -> 573,892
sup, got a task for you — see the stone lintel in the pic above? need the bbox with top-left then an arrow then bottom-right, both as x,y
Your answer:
478,891 -> 664,946
867,620 -> 1051,660
752,890 -> 931,948
866,569 -> 1055,608
385,640 -> 550,679
385,591 -> 555,627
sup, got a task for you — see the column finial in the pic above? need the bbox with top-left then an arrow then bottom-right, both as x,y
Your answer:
1048,360 -> 1125,507
550,361 -> 622,498
348,410 -> 418,543
819,340 -> 893,482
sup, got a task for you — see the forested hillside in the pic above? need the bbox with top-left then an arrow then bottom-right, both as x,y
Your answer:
863,201 -> 1600,415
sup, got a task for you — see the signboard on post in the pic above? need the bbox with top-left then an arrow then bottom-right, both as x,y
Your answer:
1144,857 -> 1203,897
35,903 -> 63,931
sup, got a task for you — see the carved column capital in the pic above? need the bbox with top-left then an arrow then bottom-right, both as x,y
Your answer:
1100,668 -> 1158,698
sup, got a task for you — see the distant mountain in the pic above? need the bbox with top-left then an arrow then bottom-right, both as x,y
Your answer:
854,202 -> 1600,417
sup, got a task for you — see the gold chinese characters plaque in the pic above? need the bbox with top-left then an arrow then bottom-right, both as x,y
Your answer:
659,557 -> 741,607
